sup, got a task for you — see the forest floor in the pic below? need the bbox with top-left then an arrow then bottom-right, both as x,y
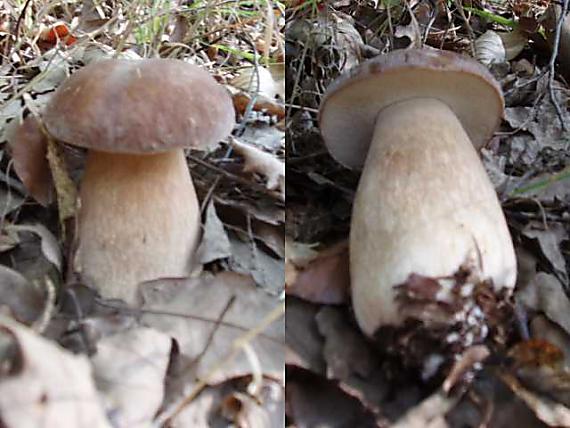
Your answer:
0,1 -> 285,426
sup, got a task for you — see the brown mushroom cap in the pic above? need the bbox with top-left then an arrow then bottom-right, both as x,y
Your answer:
43,59 -> 235,153
319,49 -> 504,169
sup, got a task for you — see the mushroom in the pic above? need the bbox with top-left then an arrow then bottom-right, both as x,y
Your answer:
318,49 -> 517,337
42,59 -> 234,303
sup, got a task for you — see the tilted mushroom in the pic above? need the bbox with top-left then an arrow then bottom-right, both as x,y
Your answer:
319,49 -> 517,337
42,59 -> 234,303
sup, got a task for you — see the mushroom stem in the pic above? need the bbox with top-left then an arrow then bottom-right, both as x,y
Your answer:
350,98 -> 517,335
75,150 -> 200,303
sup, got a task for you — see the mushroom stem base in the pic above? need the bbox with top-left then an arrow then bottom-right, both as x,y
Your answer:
350,98 -> 517,336
75,150 -> 200,303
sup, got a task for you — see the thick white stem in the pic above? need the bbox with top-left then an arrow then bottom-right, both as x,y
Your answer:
350,98 -> 517,335
74,150 -> 200,304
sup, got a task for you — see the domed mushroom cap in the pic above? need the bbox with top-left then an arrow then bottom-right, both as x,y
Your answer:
319,48 -> 504,169
44,59 -> 235,154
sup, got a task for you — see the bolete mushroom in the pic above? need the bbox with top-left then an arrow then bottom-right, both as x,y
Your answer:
318,49 -> 517,337
42,59 -> 234,303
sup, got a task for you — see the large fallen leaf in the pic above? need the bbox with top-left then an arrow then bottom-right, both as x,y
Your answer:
0,317 -> 110,428
139,272 -> 284,385
91,326 -> 172,428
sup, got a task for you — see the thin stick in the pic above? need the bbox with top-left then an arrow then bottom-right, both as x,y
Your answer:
548,0 -> 570,131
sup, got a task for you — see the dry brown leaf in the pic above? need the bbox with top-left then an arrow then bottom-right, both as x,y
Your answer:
232,91 -> 286,120
0,266 -> 45,325
46,138 -> 77,237
316,306 -> 376,380
0,317 -> 110,428
5,116 -> 53,206
139,272 -> 284,385
286,240 -> 350,305
518,273 -> 570,335
195,201 -> 232,264
90,327 -> 172,428
523,224 -> 568,282
231,138 -> 285,199
285,297 -> 326,372
229,234 -> 285,295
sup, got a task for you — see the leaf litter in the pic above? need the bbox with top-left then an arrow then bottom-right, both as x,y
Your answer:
286,1 -> 570,427
0,1 -> 285,426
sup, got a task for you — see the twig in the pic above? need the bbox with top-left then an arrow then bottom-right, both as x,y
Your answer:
94,298 -> 282,344
2,0 -> 32,62
548,0 -> 570,131
187,153 -> 282,201
454,0 -> 476,56
191,295 -> 236,365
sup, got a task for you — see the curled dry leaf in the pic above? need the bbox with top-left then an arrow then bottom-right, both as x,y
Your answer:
476,31 -> 506,65
90,327 -> 172,428
230,65 -> 283,100
476,30 -> 527,66
286,240 -> 350,305
232,91 -> 286,120
0,317 -> 110,428
6,223 -> 62,272
231,138 -> 285,199
5,116 -> 54,206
